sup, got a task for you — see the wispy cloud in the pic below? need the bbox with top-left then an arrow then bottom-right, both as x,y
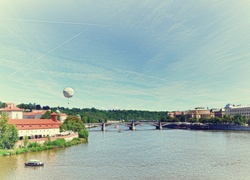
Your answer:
1,0 -> 250,110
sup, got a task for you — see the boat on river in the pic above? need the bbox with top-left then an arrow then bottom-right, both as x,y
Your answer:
25,159 -> 44,167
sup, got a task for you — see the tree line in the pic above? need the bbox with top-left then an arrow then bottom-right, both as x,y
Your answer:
57,107 -> 168,123
16,103 -> 168,123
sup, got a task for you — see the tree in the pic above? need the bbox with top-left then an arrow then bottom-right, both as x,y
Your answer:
0,113 -> 19,149
188,117 -> 198,123
36,104 -> 41,110
42,106 -> 50,110
78,129 -> 89,139
17,103 -> 36,110
160,116 -> 167,122
24,136 -> 29,148
61,116 -> 85,132
82,115 -> 88,123
221,115 -> 230,124
199,117 -> 210,124
60,116 -> 89,139
41,111 -> 51,119
0,102 -> 6,108
179,115 -> 186,122
233,114 -> 247,125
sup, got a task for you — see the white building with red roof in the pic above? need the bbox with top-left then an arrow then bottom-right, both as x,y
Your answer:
0,103 -> 23,119
8,112 -> 62,140
1,103 -> 63,140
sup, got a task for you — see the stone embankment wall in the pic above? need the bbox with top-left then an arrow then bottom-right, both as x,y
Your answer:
209,124 -> 250,131
15,132 -> 79,147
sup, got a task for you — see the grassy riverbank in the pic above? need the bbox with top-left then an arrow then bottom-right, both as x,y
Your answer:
0,138 -> 87,156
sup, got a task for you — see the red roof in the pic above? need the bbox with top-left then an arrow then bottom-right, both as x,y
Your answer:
8,119 -> 62,130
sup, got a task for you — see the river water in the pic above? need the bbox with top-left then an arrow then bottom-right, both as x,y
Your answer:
1,125 -> 250,180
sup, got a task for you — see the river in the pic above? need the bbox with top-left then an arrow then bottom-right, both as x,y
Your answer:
1,125 -> 250,180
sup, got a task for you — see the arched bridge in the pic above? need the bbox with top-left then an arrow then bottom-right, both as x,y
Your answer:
86,121 -> 177,131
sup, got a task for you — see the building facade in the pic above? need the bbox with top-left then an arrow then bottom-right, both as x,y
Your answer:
0,103 -> 23,119
1,103 -> 63,140
185,107 -> 214,119
23,110 -> 47,119
8,112 -> 62,140
225,104 -> 250,119
59,113 -> 67,123
211,108 -> 225,118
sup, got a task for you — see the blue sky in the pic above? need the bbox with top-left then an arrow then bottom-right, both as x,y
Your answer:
0,0 -> 250,111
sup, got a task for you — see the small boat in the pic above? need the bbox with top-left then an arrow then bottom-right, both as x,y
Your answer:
25,159 -> 44,167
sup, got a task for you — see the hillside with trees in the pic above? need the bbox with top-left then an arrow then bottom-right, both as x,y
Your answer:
14,102 -> 168,123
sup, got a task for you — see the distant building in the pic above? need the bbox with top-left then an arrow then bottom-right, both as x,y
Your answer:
211,108 -> 225,118
0,103 -> 23,119
59,113 -> 67,123
168,111 -> 183,118
185,107 -> 214,119
23,110 -> 47,119
225,103 -> 250,118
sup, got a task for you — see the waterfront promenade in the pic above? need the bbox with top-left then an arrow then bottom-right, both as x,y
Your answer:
15,132 -> 78,147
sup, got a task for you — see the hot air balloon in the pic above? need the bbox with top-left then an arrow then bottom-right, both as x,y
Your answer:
63,87 -> 74,104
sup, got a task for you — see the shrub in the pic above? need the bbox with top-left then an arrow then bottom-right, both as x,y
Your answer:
27,142 -> 40,148
78,129 -> 89,139
51,138 -> 66,147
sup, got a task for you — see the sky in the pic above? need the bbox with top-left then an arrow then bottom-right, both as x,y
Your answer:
0,0 -> 250,111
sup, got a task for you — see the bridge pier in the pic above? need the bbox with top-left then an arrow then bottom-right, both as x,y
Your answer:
129,121 -> 136,131
101,123 -> 106,131
156,121 -> 162,130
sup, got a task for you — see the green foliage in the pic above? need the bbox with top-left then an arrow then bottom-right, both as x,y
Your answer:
23,136 -> 29,148
61,116 -> 89,139
0,101 -> 7,108
27,142 -> 40,148
15,148 -> 29,154
51,138 -> 66,147
61,116 -> 85,132
186,114 -> 249,125
0,113 -> 19,149
179,115 -> 186,122
223,115 -> 234,123
0,150 -> 9,156
58,107 -> 167,123
15,101 -> 169,123
0,137 -> 85,156
188,117 -> 199,123
162,116 -> 176,122
47,135 -> 51,142
78,129 -> 89,139
41,110 -> 51,119
233,114 -> 247,125
199,117 -> 210,124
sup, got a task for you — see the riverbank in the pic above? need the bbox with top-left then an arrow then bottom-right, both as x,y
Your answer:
0,137 -> 87,156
